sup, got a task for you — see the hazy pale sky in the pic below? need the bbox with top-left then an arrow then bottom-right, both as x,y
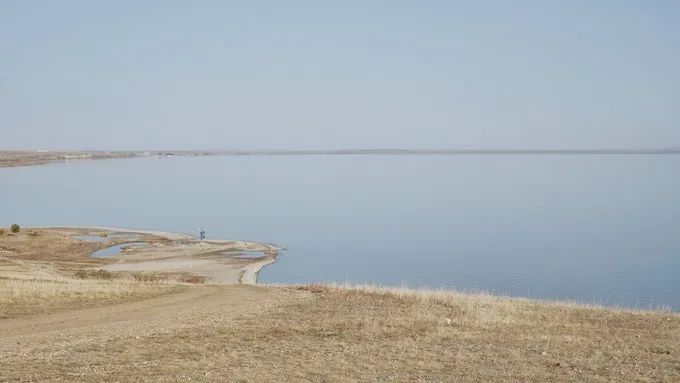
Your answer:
1,1 -> 678,150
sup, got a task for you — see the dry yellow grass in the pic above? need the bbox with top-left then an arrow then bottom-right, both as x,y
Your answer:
3,283 -> 674,382
217,284 -> 677,382
0,229 -> 182,319
0,228 -> 106,264
0,276 -> 180,319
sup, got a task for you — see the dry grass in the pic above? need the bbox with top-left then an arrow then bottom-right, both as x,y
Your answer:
129,271 -> 207,284
318,282 -> 674,316
0,276 -> 180,318
0,228 -> 105,264
11,283 -> 672,382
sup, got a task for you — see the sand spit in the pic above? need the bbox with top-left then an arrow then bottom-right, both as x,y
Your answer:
0,150 -> 214,168
82,227 -> 281,284
4,227 -> 281,284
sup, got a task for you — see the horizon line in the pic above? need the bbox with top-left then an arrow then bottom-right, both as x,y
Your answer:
3,148 -> 680,155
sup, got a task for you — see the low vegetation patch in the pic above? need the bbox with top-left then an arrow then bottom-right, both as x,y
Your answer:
74,269 -> 115,280
131,272 -> 166,282
177,274 -> 207,284
129,272 -> 207,284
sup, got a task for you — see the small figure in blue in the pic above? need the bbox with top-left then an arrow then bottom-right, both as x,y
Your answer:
199,230 -> 206,240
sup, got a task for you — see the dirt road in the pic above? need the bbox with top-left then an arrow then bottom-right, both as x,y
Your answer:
0,285 -> 303,381
1,284 -> 679,382
1,285 -> 248,345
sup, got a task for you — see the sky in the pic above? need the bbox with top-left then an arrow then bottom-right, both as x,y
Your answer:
1,1 -> 678,150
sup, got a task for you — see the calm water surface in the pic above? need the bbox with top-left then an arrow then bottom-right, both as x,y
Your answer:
2,155 -> 679,310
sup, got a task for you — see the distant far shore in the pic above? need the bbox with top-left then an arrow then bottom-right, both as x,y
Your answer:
2,148 -> 680,168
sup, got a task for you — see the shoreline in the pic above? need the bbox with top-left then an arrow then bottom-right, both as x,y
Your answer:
2,227 -> 679,381
1,225 -> 675,311
3,148 -> 680,168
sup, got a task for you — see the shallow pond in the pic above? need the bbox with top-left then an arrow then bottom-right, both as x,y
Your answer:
73,235 -> 110,243
92,242 -> 149,257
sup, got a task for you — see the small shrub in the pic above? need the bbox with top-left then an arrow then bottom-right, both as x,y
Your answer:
298,284 -> 329,294
179,274 -> 207,284
132,272 -> 165,282
74,269 -> 115,280
0,229 -> 4,236
10,224 -> 20,233
28,231 -> 39,237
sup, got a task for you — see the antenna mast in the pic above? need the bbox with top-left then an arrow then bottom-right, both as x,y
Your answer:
199,213 -> 206,241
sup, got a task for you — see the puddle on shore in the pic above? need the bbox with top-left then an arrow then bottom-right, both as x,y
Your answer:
220,250 -> 273,259
73,235 -> 110,243
92,242 -> 149,257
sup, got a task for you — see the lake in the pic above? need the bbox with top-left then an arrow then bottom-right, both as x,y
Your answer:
2,154 -> 679,310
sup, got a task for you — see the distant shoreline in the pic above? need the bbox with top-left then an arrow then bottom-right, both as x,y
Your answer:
2,148 -> 680,168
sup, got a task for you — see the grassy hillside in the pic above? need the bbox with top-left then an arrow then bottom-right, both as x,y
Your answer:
1,282 -> 677,382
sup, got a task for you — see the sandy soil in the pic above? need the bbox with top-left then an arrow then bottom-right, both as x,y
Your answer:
0,285 -> 265,352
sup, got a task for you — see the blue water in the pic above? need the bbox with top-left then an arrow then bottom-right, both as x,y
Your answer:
72,235 -> 109,243
2,155 -> 679,310
91,242 -> 149,257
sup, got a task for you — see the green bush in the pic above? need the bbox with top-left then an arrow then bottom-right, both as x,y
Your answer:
10,224 -> 20,233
